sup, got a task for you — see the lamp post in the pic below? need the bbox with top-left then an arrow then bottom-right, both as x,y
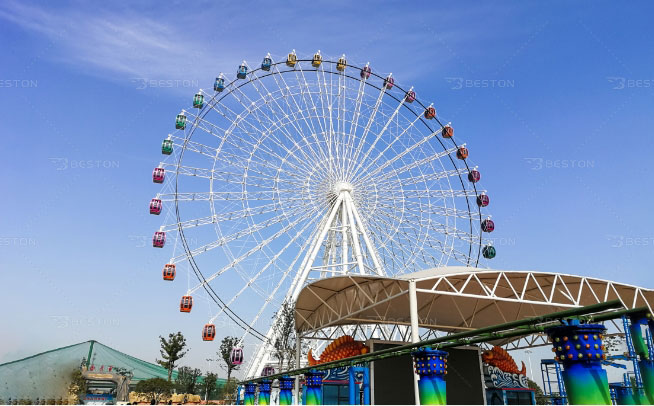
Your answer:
525,350 -> 534,381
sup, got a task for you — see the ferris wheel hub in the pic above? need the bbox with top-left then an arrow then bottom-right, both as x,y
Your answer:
333,181 -> 353,194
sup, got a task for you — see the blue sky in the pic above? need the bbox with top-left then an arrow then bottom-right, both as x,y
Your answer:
1,0 -> 653,383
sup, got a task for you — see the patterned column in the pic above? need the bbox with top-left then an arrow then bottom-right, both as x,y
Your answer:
546,323 -> 611,405
304,370 -> 324,405
279,376 -> 294,406
244,383 -> 257,406
411,348 -> 448,405
630,312 -> 654,404
258,379 -> 272,405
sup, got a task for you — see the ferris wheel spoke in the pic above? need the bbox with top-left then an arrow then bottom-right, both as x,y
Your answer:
355,142 -> 457,187
242,70 -> 326,166
270,65 -> 330,164
352,114 -> 424,179
372,206 -> 476,266
345,79 -> 367,169
376,200 -> 481,221
188,204 -> 322,290
160,162 -> 306,189
364,212 -> 429,272
170,205 -> 309,264
393,168 -> 471,187
345,85 -> 387,180
294,63 -> 328,148
400,189 -> 482,199
159,201 -> 298,233
222,82 -> 324,169
347,89 -> 407,180
208,207 -> 321,324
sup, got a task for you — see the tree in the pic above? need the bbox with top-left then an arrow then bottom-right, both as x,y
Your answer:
67,369 -> 87,404
527,378 -> 547,405
135,378 -> 174,404
219,378 -> 239,403
219,336 -> 240,380
175,366 -> 202,394
198,372 -> 219,400
156,332 -> 188,381
272,300 -> 297,371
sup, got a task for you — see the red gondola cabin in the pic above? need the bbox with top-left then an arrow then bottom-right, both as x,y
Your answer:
360,65 -> 371,80
468,170 -> 481,183
405,90 -> 416,103
153,231 -> 166,248
153,167 -> 165,183
456,147 -> 469,160
203,324 -> 216,341
481,219 -> 495,233
150,198 -> 162,215
442,125 -> 453,138
477,194 -> 490,207
424,106 -> 436,119
180,295 -> 193,312
163,264 -> 176,281
231,347 -> 244,365
383,75 -> 394,89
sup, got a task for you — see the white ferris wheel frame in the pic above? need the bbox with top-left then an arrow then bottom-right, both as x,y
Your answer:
151,52 -> 494,378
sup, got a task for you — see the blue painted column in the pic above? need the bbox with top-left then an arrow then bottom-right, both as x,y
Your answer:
244,383 -> 257,406
348,366 -> 370,405
630,312 -> 654,405
304,370 -> 324,405
546,323 -> 611,405
258,379 -> 272,405
279,376 -> 294,405
411,348 -> 448,405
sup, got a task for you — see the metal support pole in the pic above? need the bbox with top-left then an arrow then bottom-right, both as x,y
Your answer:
295,335 -> 301,404
409,280 -> 421,405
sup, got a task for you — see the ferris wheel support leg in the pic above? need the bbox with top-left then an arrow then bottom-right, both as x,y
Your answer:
344,193 -> 366,275
346,193 -> 384,276
295,335 -> 301,404
409,280 -> 421,406
248,195 -> 346,378
292,193 -> 345,299
342,206 -> 348,276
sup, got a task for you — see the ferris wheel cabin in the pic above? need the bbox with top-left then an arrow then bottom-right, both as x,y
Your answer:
149,198 -> 162,215
180,295 -> 193,313
152,231 -> 166,248
214,75 -> 225,92
202,324 -> 216,341
162,264 -> 176,281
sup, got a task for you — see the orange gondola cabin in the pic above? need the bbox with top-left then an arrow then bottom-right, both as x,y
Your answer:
162,264 -> 176,281
202,324 -> 216,341
180,295 -> 193,313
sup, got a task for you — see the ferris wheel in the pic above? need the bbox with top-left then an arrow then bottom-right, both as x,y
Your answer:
149,50 -> 496,378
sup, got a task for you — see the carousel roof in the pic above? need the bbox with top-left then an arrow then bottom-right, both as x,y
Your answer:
295,267 -> 654,338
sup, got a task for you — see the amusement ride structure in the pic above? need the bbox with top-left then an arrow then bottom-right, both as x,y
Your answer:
149,51 -> 495,378
148,51 -> 654,405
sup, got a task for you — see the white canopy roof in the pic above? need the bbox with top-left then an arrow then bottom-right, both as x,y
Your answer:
295,267 -> 654,336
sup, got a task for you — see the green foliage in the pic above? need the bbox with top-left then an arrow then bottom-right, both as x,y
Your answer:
67,369 -> 87,403
527,378 -> 547,405
272,300 -> 297,371
219,378 -> 239,402
198,372 -> 219,400
219,336 -> 240,380
175,366 -> 202,394
135,377 -> 174,403
156,332 -> 188,381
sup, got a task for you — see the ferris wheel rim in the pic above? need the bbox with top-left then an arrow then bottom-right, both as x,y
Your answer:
161,52 -> 492,348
